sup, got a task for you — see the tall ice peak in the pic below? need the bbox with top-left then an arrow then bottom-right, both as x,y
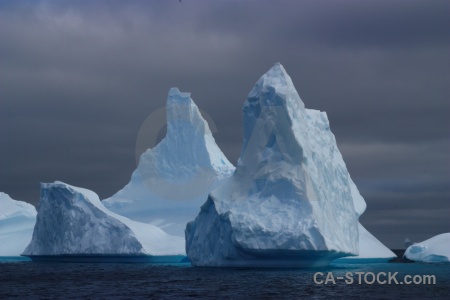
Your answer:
135,87 -> 233,179
103,88 -> 234,237
247,63 -> 305,109
166,87 -> 209,136
239,63 -> 307,175
186,63 -> 360,267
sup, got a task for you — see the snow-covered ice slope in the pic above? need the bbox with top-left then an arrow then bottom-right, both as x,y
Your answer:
103,88 -> 234,236
404,233 -> 450,263
333,224 -> 395,263
186,63 -> 359,267
0,193 -> 36,256
23,181 -> 184,256
354,224 -> 395,260
333,181 -> 395,263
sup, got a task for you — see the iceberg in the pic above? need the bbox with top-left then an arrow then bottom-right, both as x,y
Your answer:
0,192 -> 36,257
404,233 -> 450,263
103,88 -> 234,237
185,63 -> 360,267
22,181 -> 185,262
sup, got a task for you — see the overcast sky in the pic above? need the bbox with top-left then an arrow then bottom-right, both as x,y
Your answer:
1,0 -> 449,248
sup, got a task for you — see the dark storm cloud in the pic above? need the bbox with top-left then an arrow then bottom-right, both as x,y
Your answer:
0,0 -> 448,248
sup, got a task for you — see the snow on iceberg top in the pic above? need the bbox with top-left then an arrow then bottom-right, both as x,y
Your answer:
0,192 -> 36,220
404,233 -> 450,263
23,181 -> 184,256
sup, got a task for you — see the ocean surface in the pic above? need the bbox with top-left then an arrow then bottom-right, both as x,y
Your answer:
0,260 -> 449,299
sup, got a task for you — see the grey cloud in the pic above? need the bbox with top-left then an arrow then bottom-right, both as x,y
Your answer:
0,0 -> 448,248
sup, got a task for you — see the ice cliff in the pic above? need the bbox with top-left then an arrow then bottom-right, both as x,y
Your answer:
23,181 -> 184,256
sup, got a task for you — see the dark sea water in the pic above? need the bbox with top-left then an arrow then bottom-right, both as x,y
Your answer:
0,260 -> 449,299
